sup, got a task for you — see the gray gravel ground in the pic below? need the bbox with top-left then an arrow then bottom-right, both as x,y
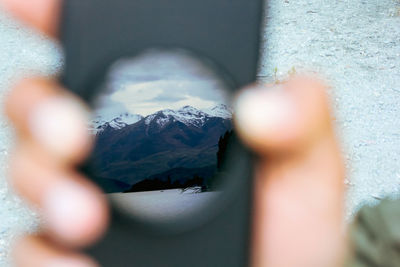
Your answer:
0,0 -> 399,265
259,0 -> 400,217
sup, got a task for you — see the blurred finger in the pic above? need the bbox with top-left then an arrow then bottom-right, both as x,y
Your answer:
234,76 -> 332,155
4,77 -> 92,164
13,235 -> 98,267
9,143 -> 108,247
0,0 -> 62,37
252,135 -> 345,267
236,76 -> 346,266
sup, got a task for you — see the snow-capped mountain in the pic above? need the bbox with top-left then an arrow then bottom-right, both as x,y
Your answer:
145,106 -> 210,128
204,104 -> 233,119
91,104 -> 232,133
144,105 -> 232,128
92,105 -> 233,190
90,112 -> 143,133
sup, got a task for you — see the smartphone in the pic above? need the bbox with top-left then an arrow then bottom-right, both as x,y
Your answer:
60,0 -> 264,266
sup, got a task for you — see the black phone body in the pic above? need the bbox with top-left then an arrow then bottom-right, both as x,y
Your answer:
60,0 -> 264,266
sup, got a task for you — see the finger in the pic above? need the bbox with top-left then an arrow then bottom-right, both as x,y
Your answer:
13,235 -> 99,267
234,76 -> 332,155
4,77 -> 92,164
236,76 -> 346,266
9,142 -> 108,247
0,0 -> 62,38
252,135 -> 345,267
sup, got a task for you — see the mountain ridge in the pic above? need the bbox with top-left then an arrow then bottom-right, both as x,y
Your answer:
91,104 -> 232,134
88,104 -> 233,192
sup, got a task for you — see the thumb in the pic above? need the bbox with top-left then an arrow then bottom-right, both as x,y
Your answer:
234,76 -> 346,267
233,76 -> 333,155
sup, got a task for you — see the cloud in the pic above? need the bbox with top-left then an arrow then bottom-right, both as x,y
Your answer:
151,94 -> 187,103
97,49 -> 230,116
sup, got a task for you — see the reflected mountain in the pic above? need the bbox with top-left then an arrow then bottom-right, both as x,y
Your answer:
88,105 -> 233,193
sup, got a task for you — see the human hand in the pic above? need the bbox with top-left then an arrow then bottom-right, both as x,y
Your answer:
2,0 -> 345,266
3,1 -> 107,266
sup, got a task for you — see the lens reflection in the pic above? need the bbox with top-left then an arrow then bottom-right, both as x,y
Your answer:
89,49 -> 233,222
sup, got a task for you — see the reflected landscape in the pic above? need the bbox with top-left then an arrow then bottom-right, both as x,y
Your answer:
89,50 -> 233,221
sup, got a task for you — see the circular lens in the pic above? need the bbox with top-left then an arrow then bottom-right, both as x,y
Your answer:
88,49 -> 235,224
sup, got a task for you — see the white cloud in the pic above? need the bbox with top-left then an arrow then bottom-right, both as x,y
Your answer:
97,49 -> 231,116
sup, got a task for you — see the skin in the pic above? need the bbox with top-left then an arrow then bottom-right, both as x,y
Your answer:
1,0 -> 346,266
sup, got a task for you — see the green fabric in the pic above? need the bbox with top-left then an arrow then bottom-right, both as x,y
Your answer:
345,199 -> 400,267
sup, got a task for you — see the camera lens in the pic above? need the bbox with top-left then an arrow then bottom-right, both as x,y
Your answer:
88,49 -> 236,224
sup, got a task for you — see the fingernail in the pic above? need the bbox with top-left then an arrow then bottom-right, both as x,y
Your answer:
29,97 -> 89,158
234,85 -> 295,136
42,180 -> 102,241
45,257 -> 98,267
